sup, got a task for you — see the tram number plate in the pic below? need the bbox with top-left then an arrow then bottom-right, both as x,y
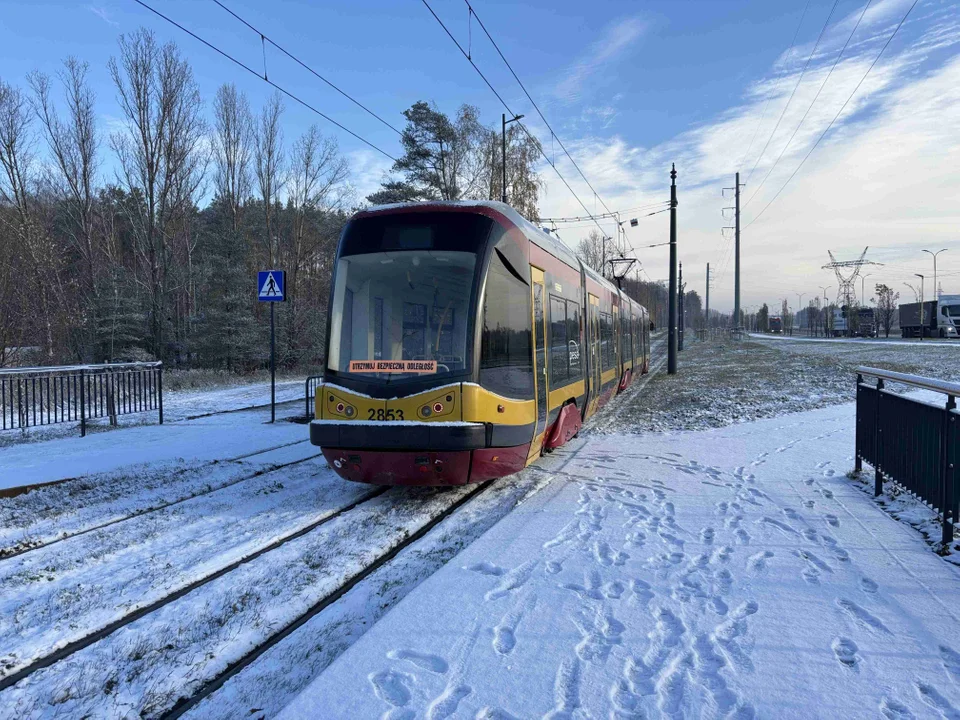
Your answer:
368,408 -> 405,421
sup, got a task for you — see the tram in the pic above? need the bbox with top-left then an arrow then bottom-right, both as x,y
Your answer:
310,201 -> 650,485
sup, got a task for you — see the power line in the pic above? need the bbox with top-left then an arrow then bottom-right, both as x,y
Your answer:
419,0 -> 609,240
211,0 -> 403,136
461,1 -> 620,228
744,0 -> 920,229
132,0 -> 398,161
737,1 -> 811,173
745,0 -> 871,209
540,201 -> 669,224
744,0 -> 839,189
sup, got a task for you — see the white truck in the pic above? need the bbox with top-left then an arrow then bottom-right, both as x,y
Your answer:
898,295 -> 960,338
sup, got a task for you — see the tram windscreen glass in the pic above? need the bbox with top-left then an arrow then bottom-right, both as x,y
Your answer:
327,250 -> 477,381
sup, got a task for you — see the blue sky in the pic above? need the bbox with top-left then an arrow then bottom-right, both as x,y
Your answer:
2,0 -> 959,311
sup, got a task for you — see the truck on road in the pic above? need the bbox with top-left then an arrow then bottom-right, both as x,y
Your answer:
898,296 -> 960,338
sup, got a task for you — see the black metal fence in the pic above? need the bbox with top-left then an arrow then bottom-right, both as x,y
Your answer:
305,375 -> 323,419
0,362 -> 163,437
856,366 -> 959,543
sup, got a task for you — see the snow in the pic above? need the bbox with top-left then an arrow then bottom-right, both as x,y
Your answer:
750,333 -> 960,349
0,409 -> 306,492
279,402 -> 960,720
311,419 -> 481,427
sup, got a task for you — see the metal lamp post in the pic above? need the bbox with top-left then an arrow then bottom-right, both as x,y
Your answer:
922,248 -> 948,301
819,285 -> 831,337
916,273 -> 925,341
501,113 -> 524,204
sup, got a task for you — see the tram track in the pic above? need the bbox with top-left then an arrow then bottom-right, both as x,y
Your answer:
0,438 -> 316,560
0,482 -> 490,717
0,483 -> 386,692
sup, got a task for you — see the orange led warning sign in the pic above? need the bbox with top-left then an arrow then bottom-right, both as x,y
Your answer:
348,360 -> 437,374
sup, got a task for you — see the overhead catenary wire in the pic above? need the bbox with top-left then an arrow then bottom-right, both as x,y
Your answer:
132,0 -> 399,161
539,201 -> 670,224
461,0 -> 621,227
419,0 -> 610,241
211,0 -> 403,136
737,1 -> 811,174
743,0 -> 839,189
744,0 -> 871,209
744,0 -> 921,229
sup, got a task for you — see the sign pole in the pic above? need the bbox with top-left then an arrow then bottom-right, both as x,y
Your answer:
270,302 -> 276,423
258,269 -> 286,424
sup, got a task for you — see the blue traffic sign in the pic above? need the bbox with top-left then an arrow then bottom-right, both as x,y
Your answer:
258,270 -> 285,302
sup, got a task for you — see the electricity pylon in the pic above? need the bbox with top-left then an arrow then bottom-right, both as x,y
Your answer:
822,247 -> 881,308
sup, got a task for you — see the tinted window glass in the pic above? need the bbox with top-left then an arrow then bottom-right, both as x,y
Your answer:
480,251 -> 533,398
550,296 -> 568,386
600,311 -> 614,370
342,212 -> 497,255
567,305 -> 581,379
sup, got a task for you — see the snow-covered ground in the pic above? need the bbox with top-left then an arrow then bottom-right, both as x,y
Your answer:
3,337 -> 960,719
750,333 -> 960,349
281,403 -> 960,720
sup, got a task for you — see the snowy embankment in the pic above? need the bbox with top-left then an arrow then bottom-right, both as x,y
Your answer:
162,377 -> 309,420
750,333 -> 960,349
0,402 -> 307,493
279,403 -> 960,720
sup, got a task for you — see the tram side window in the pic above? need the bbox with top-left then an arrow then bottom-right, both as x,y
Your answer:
567,305 -> 581,379
550,296 -> 568,386
600,311 -> 614,370
480,251 -> 534,398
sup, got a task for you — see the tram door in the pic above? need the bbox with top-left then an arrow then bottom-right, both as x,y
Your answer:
529,267 -> 549,460
587,294 -> 601,415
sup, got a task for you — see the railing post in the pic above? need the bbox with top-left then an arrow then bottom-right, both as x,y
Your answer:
874,378 -> 884,497
305,378 -> 311,420
79,368 -> 87,437
855,373 -> 863,472
943,395 -> 957,545
157,364 -> 164,425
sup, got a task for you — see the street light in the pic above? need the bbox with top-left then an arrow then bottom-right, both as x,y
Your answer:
922,248 -> 948,301
819,285 -> 831,337
796,293 -> 806,335
860,273 -> 873,306
915,273 -> 925,341
501,113 -> 524,204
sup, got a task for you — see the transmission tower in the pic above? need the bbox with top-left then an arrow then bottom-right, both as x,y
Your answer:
821,247 -> 881,308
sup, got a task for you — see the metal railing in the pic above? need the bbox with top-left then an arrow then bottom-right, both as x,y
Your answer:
305,375 -> 323,419
855,366 -> 959,543
0,362 -> 163,437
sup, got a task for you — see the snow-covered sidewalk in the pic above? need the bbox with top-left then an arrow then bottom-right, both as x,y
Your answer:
281,402 -> 960,719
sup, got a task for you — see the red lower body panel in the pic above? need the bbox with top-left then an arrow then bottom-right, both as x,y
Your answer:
321,444 -> 529,486
544,404 -> 581,450
618,369 -> 632,392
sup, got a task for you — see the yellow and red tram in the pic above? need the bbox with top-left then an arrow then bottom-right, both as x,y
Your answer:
310,201 -> 650,485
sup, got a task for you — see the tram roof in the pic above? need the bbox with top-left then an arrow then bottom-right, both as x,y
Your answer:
360,200 -> 636,304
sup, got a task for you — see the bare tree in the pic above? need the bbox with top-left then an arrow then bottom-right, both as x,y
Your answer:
109,28 -> 206,360
0,78 -> 65,358
876,283 -> 899,338
29,59 -> 101,339
254,92 -> 284,266
576,229 -> 605,274
212,83 -> 252,232
485,122 -> 543,221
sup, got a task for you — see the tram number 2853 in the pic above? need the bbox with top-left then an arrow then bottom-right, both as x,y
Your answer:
368,408 -> 405,421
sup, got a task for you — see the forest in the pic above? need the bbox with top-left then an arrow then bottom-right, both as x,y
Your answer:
0,27 -> 683,374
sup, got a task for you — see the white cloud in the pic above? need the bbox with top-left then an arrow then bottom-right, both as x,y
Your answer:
346,148 -> 394,203
86,4 -> 119,27
552,17 -> 646,104
535,5 -> 960,310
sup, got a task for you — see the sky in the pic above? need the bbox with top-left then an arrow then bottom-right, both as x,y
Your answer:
1,0 -> 958,312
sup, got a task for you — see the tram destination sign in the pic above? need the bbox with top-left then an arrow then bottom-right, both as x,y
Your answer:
349,360 -> 437,374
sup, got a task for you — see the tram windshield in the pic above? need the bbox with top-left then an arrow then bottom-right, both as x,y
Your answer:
326,213 -> 494,384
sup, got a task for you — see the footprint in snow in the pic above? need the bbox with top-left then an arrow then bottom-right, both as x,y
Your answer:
804,477 -> 816,486
820,488 -> 835,500
700,527 -> 715,545
939,645 -> 960,683
492,594 -> 537,656
823,468 -> 836,477
782,508 -> 802,521
466,561 -> 505,576
832,637 -> 859,668
824,514 -> 840,527
880,696 -> 916,719
916,682 -> 960,719
747,550 -> 774,571
803,499 -> 815,509
545,560 -> 563,575
387,649 -> 449,674
801,528 -> 819,542
734,528 -> 751,545
485,560 -> 537,601
836,599 -> 892,635
860,577 -> 879,594
369,669 -> 415,709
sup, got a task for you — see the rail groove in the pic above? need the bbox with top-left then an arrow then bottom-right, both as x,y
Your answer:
0,486 -> 387,692
160,481 -> 494,720
0,440 -> 317,561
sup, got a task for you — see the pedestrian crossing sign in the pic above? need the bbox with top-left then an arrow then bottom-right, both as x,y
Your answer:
258,270 -> 285,302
